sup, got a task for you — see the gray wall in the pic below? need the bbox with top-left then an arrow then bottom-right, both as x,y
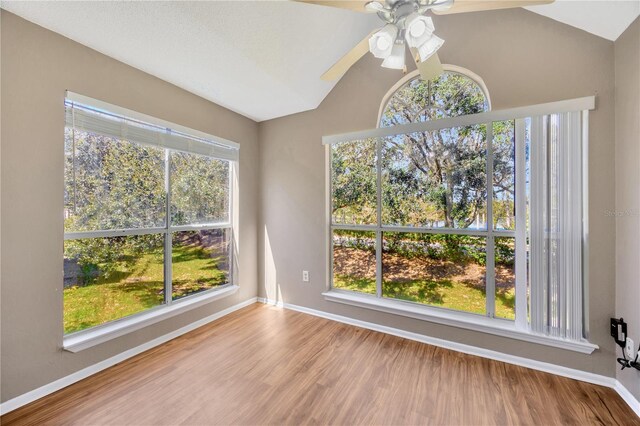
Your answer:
614,17 -> 640,400
259,8 -> 617,377
0,11 -> 259,403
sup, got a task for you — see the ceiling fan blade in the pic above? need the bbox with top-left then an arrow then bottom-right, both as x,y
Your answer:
433,0 -> 554,15
411,49 -> 444,81
293,1 -> 374,13
321,31 -> 376,81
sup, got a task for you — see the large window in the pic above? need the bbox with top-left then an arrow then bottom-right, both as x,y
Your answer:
63,94 -> 238,335
333,70 -> 502,316
329,70 -> 590,344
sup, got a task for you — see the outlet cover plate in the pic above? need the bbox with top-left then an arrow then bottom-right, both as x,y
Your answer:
625,338 -> 636,359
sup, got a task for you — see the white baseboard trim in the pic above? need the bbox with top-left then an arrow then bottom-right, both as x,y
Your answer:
3,297 -> 637,419
258,297 -> 639,418
615,380 -> 640,418
0,297 -> 258,416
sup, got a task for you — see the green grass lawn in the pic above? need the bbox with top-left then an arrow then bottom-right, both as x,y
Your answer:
334,274 -> 515,319
64,244 -> 228,334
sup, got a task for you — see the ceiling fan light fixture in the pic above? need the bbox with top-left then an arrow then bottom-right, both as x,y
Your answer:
381,42 -> 406,70
416,34 -> 444,62
404,13 -> 435,48
369,24 -> 398,59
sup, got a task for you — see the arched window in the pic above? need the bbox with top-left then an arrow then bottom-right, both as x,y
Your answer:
330,66 -> 517,318
379,66 -> 491,127
374,65 -> 500,230
330,65 -> 590,336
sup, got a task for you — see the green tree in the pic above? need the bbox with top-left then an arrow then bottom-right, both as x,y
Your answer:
171,152 -> 229,225
64,130 -> 230,284
378,72 -> 514,230
331,138 -> 377,224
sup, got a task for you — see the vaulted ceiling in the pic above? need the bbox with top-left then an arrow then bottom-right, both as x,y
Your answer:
1,1 -> 638,121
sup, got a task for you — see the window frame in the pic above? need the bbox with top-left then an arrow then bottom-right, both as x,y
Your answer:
62,93 -> 239,351
377,65 -> 492,126
63,151 -> 235,304
324,92 -> 597,353
328,123 -> 520,321
333,68 -> 513,319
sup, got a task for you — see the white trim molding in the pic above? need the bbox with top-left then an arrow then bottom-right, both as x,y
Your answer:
322,290 -> 598,354
63,285 -> 239,353
257,298 -> 638,418
323,96 -> 595,145
376,64 -> 493,125
615,381 -> 640,418
0,297 -> 258,416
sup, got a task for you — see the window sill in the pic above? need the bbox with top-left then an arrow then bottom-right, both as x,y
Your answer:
322,290 -> 598,354
63,285 -> 239,353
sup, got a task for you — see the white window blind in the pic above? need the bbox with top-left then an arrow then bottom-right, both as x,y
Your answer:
529,111 -> 585,340
64,92 -> 239,162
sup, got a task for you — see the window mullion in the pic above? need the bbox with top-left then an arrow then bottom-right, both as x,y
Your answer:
485,123 -> 496,318
168,223 -> 232,232
228,162 -> 234,287
64,227 -> 166,240
376,137 -> 383,299
71,107 -> 78,214
328,146 -> 334,291
164,150 -> 172,305
529,116 -> 544,333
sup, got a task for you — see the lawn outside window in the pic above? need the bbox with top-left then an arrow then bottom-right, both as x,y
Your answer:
325,69 -> 596,350
63,92 -> 239,344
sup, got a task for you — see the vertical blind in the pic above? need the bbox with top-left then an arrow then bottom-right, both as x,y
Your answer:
529,111 -> 584,340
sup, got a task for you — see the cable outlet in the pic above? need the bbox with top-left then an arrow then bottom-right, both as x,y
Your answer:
625,338 -> 636,359
611,318 -> 627,347
302,270 -> 309,282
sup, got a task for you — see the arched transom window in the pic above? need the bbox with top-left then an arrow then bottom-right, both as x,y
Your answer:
379,68 -> 490,127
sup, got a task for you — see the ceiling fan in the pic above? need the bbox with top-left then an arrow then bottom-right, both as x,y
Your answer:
296,0 -> 554,82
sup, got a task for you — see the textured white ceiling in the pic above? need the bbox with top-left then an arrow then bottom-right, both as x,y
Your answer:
525,0 -> 639,41
1,1 -> 637,121
0,1 -> 380,121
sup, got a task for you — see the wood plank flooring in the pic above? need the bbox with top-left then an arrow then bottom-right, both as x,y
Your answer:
2,303 -> 638,425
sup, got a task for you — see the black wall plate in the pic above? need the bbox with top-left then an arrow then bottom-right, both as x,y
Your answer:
610,317 -> 627,348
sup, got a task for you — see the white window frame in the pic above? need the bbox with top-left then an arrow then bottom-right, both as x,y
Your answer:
62,93 -> 240,352
374,67 -> 504,317
324,96 -> 598,354
377,65 -> 493,125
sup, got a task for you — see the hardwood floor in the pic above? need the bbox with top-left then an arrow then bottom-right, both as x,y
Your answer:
2,303 -> 638,425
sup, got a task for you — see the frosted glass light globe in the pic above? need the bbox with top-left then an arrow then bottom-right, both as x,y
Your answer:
376,37 -> 391,51
368,24 -> 398,59
409,20 -> 426,38
404,13 -> 435,48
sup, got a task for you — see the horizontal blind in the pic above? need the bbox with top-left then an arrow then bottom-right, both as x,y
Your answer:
65,100 -> 239,162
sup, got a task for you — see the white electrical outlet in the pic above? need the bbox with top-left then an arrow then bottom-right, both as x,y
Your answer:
302,270 -> 309,282
625,338 -> 636,359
